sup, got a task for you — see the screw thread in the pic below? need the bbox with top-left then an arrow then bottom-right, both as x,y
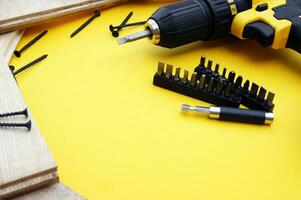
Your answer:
119,21 -> 147,29
120,11 -> 133,26
19,30 -> 48,52
70,10 -> 101,38
14,54 -> 48,76
0,120 -> 31,131
0,108 -> 28,118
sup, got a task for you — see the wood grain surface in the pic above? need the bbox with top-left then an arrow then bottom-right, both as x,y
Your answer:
0,58 -> 58,199
11,183 -> 85,200
0,0 -> 129,34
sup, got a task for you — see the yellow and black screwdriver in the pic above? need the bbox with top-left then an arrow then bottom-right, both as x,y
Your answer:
118,0 -> 301,53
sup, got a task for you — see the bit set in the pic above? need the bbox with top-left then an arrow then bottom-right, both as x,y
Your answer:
194,56 -> 275,112
153,62 -> 241,108
153,56 -> 275,112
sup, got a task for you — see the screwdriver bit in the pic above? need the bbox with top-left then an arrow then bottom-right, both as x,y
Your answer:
165,64 -> 173,79
156,62 -> 165,76
190,72 -> 198,87
250,83 -> 259,98
257,87 -> 267,102
199,74 -> 206,90
174,68 -> 181,81
182,70 -> 189,84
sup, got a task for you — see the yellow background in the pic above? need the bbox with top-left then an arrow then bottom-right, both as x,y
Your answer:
10,2 -> 301,200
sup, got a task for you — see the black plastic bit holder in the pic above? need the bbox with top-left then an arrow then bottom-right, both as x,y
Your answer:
153,72 -> 241,108
194,56 -> 275,112
239,90 -> 275,112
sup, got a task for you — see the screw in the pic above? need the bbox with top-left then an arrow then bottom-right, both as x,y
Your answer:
111,21 -> 147,31
0,108 -> 28,118
11,54 -> 48,76
0,120 -> 31,131
111,21 -> 147,38
9,65 -> 15,73
110,11 -> 134,37
14,30 -> 48,58
70,10 -> 101,38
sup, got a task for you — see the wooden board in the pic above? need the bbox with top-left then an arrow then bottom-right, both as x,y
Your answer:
0,58 -> 58,199
0,0 -> 129,34
12,183 -> 85,200
0,33 -> 86,199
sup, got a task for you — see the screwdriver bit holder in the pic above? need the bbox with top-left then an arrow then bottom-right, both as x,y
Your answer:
153,62 -> 241,108
194,56 -> 275,112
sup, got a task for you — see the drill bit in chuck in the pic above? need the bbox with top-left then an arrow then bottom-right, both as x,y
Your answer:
117,30 -> 152,45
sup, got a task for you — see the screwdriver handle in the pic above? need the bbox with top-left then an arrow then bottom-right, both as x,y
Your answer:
210,107 -> 274,125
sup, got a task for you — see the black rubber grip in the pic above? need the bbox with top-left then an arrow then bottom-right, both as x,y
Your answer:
219,107 -> 266,124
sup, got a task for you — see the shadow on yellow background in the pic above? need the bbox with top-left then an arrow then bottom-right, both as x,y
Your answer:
10,2 -> 301,200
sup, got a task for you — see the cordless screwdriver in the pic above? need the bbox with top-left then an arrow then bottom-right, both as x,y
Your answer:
118,0 -> 301,53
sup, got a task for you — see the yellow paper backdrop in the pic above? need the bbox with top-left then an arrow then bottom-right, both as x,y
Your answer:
10,2 -> 301,200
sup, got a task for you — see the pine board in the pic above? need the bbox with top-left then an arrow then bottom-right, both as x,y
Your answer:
0,0 -> 129,34
0,58 -> 58,199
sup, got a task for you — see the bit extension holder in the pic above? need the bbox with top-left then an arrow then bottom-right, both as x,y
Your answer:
153,62 -> 241,108
194,56 -> 275,112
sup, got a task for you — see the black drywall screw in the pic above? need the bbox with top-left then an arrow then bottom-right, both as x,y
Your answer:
0,108 -> 28,118
14,30 -> 48,58
110,11 -> 133,37
11,54 -> 48,76
111,21 -> 147,31
0,120 -> 31,131
70,10 -> 101,38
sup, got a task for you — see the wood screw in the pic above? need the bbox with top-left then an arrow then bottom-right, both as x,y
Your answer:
11,54 -> 48,76
14,30 -> 48,58
70,10 -> 101,38
0,121 -> 32,131
0,108 -> 28,118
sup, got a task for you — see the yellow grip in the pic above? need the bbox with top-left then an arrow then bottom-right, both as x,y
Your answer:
231,0 -> 292,49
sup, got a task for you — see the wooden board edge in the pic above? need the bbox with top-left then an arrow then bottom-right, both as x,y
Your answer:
1,173 -> 59,199
0,0 -> 129,34
11,183 -> 86,200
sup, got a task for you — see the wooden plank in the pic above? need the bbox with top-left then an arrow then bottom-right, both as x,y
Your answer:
0,58 -> 58,199
0,33 -> 85,199
0,0 -> 129,34
11,183 -> 86,200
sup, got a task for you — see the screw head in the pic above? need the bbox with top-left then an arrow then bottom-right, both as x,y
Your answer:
109,25 -> 115,32
14,50 -> 21,57
9,65 -> 15,72
23,108 -> 29,118
112,31 -> 119,38
94,10 -> 101,17
26,120 -> 32,131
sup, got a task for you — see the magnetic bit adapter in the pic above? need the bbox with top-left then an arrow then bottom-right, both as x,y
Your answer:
118,0 -> 250,48
181,104 -> 274,125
